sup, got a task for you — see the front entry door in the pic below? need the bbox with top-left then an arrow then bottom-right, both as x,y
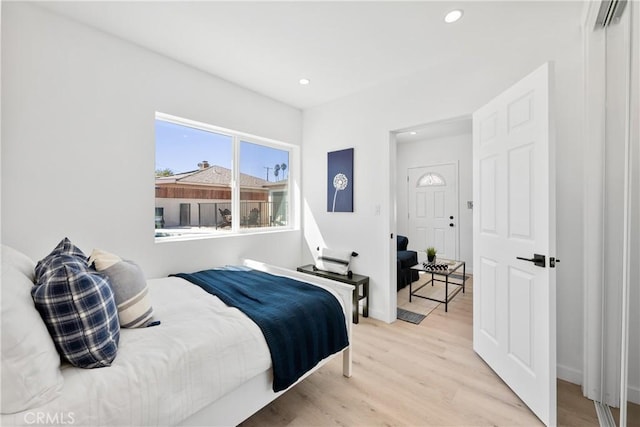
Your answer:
472,63 -> 556,426
407,163 -> 458,260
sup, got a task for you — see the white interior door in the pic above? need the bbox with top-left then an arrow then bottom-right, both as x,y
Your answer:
472,63 -> 557,426
407,163 -> 458,261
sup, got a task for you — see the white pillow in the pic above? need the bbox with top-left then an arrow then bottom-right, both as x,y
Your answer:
1,245 -> 63,414
315,247 -> 352,276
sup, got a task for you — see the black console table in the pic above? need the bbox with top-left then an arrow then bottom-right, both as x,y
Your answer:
296,264 -> 369,324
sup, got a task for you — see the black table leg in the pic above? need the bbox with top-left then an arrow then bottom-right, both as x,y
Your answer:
353,287 -> 359,324
445,276 -> 449,312
363,281 -> 369,318
463,262 -> 466,293
409,279 -> 412,302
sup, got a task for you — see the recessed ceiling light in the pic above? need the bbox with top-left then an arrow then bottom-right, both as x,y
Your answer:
409,131 -> 417,135
444,9 -> 463,24
299,78 -> 310,85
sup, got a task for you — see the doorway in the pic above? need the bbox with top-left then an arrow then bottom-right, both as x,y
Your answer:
391,63 -> 557,426
180,203 -> 191,226
395,117 -> 472,266
392,117 -> 472,322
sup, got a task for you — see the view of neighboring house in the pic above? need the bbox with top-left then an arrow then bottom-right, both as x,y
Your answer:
155,161 -> 288,231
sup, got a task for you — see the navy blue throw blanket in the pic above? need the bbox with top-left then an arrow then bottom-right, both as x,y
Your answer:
172,269 -> 349,392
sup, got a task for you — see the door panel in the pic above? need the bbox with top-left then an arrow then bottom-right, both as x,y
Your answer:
507,266 -> 534,369
507,91 -> 535,131
416,193 -> 427,217
434,191 -> 445,218
479,257 -> 498,341
508,145 -> 534,239
473,62 -> 556,426
480,156 -> 498,234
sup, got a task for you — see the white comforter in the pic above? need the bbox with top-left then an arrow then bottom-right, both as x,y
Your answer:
2,277 -> 272,427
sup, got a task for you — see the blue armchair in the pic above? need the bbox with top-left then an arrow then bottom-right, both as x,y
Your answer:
397,235 -> 419,290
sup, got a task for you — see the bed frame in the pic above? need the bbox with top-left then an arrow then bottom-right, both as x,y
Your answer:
180,259 -> 354,426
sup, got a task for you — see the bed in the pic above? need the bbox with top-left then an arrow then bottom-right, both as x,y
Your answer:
1,245 -> 353,427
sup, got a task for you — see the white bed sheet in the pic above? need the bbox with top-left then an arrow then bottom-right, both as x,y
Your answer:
1,276 -> 271,427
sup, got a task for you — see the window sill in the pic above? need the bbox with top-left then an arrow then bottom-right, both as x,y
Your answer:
154,226 -> 297,244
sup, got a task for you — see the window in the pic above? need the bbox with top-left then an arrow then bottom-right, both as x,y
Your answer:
417,172 -> 446,187
239,141 -> 289,229
154,113 -> 292,241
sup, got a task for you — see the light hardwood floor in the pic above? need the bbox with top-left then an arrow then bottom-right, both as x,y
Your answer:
241,278 -> 600,426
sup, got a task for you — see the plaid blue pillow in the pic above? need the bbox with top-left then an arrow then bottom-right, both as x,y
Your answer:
32,239 -> 120,368
35,237 -> 87,282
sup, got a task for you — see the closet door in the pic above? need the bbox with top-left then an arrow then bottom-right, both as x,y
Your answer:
583,2 -> 638,425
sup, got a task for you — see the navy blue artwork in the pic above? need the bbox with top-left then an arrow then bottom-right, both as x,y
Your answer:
327,148 -> 353,212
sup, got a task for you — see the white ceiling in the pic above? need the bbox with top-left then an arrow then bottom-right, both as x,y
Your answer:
35,1 -> 584,110
396,117 -> 472,144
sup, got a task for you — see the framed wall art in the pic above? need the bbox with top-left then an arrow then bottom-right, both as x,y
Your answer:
327,148 -> 354,212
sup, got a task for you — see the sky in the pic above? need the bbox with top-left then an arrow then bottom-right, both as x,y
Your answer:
155,120 -> 289,181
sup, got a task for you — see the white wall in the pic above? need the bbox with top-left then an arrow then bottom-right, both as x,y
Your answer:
302,15 -> 585,380
1,3 -> 303,277
396,132 -> 473,272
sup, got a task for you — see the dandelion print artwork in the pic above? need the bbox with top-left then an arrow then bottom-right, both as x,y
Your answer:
327,149 -> 353,212
332,173 -> 348,212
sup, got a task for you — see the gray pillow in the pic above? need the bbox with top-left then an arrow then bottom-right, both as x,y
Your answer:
89,249 -> 157,328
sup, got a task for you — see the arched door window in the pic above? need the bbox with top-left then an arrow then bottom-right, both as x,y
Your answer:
416,172 -> 446,187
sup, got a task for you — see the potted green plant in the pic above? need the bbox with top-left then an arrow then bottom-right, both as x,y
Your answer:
426,247 -> 437,264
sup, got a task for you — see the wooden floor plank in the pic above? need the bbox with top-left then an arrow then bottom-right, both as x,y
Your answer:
241,278 -> 600,426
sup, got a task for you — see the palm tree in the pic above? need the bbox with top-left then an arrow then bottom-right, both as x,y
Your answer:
274,164 -> 281,181
280,163 -> 287,180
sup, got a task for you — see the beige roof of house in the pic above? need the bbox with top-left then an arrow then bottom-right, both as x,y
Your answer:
155,165 -> 281,189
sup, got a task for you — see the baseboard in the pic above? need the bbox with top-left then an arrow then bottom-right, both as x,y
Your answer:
366,307 -> 388,323
557,364 -> 582,385
628,383 -> 640,405
554,365 -> 638,405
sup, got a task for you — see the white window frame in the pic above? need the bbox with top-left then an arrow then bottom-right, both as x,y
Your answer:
155,112 -> 297,242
